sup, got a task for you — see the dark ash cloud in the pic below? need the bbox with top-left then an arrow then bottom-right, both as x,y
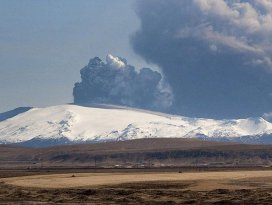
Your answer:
73,54 -> 173,111
131,0 -> 272,119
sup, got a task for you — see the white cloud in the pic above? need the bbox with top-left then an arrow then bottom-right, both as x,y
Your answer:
256,0 -> 272,12
193,0 -> 239,19
106,54 -> 126,69
193,0 -> 272,33
176,0 -> 272,69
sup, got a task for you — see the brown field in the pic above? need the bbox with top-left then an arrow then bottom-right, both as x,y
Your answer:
1,139 -> 272,204
3,170 -> 272,189
1,169 -> 272,204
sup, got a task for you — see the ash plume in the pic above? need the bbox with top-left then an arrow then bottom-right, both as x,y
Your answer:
73,54 -> 173,111
131,0 -> 272,119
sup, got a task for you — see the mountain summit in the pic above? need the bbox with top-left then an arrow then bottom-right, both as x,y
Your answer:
0,104 -> 272,147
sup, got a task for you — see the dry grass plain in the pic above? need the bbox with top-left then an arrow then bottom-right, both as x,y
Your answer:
2,139 -> 272,204
1,170 -> 272,204
3,170 -> 272,190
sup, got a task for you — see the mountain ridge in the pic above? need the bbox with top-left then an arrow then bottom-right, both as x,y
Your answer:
0,107 -> 32,122
0,104 -> 271,147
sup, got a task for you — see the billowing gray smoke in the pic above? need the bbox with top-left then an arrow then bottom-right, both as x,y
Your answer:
131,0 -> 272,119
73,54 -> 173,111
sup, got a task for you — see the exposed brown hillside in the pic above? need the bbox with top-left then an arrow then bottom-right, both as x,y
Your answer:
1,138 -> 272,168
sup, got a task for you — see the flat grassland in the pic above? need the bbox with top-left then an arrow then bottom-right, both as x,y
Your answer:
1,170 -> 272,204
2,139 -> 272,204
3,170 -> 272,190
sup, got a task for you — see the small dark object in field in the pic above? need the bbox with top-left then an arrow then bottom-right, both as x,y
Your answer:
80,189 -> 96,195
178,170 -> 182,173
71,174 -> 76,177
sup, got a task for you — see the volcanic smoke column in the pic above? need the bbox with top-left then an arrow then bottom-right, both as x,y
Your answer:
131,0 -> 272,119
73,54 -> 173,111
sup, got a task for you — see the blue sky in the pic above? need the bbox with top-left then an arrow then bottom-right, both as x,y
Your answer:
0,0 -> 149,112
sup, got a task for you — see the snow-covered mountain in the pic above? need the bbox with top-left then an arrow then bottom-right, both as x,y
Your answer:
0,104 -> 272,147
